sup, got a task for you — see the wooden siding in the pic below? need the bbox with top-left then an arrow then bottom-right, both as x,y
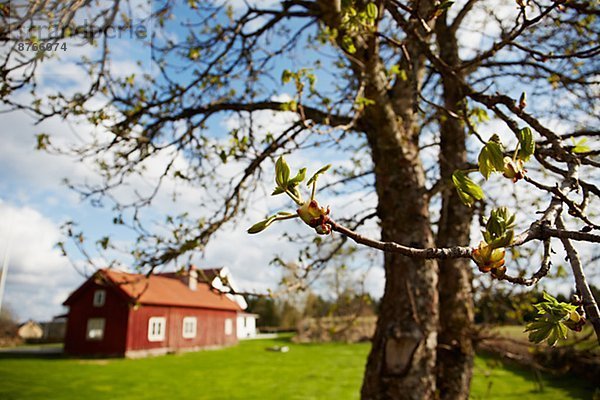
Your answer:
126,305 -> 238,352
64,283 -> 129,356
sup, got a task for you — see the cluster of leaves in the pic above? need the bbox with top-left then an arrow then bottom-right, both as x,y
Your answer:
280,68 -> 318,111
452,127 -> 535,207
316,1 -> 378,54
525,292 -> 586,346
472,207 -> 515,277
247,157 -> 332,235
482,207 -> 516,250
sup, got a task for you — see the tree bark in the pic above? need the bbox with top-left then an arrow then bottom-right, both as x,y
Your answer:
434,14 -> 475,400
359,51 -> 439,400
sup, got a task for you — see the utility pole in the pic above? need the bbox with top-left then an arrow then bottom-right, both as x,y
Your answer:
0,243 -> 10,315
0,221 -> 13,315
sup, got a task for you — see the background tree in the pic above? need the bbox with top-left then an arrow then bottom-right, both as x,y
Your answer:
1,1 -> 599,399
0,306 -> 19,342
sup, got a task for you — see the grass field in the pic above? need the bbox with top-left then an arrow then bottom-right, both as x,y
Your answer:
0,336 -> 596,399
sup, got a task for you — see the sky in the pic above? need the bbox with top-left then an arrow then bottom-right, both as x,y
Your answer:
0,45 -> 384,322
0,88 -> 384,322
1,0 -> 596,322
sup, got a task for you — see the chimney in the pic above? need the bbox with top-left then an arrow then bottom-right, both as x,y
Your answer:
186,265 -> 198,291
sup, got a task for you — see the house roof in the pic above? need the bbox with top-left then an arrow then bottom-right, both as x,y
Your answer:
64,269 -> 241,312
155,267 -> 222,284
157,267 -> 248,311
195,268 -> 223,283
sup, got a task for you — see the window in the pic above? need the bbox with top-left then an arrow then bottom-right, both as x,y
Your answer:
182,317 -> 197,339
86,318 -> 105,340
224,318 -> 233,336
148,317 -> 166,342
93,290 -> 106,307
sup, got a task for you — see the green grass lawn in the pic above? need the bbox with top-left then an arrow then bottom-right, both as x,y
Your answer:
0,336 -> 595,399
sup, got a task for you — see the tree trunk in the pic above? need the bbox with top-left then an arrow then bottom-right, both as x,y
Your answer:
359,55 -> 439,400
435,14 -> 475,400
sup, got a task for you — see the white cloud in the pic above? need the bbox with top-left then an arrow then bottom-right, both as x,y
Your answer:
0,201 -> 82,321
225,0 -> 281,12
0,110 -> 98,201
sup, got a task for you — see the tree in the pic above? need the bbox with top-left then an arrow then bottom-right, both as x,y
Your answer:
2,1 -> 599,399
0,306 -> 18,340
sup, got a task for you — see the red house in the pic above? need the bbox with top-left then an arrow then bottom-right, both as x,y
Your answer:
63,267 -> 241,357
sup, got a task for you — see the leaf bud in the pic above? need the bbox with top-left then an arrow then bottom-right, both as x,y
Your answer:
473,241 -> 506,273
297,199 -> 331,235
503,157 -> 526,182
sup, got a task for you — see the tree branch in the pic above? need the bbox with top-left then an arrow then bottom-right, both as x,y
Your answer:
327,218 -> 473,259
556,217 -> 600,345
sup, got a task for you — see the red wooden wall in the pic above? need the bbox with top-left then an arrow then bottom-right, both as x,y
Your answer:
126,305 -> 238,352
63,282 -> 129,356
64,279 -> 239,357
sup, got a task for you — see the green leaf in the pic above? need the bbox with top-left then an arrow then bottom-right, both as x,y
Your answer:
478,135 -> 505,180
438,0 -> 455,10
35,133 -> 51,150
247,219 -> 271,234
489,230 -> 514,249
247,212 -> 296,234
557,321 -> 568,340
97,236 -> 110,250
280,100 -> 298,112
526,321 -> 552,344
542,291 -> 559,305
486,207 -> 515,237
547,324 -> 566,347
366,2 -> 378,19
288,167 -> 306,187
342,36 -> 356,54
271,187 -> 285,196
355,97 -> 376,109
275,156 -> 291,187
281,69 -> 292,84
452,170 -> 484,207
571,137 -> 590,154
188,48 -> 200,60
289,186 -> 301,201
276,211 -> 295,217
517,127 -> 535,161
526,293 -> 580,346
219,150 -> 228,163
307,164 -> 331,186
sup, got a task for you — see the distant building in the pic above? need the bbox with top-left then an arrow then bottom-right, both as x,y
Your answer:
237,311 -> 259,338
63,267 -> 242,357
17,320 -> 43,340
40,315 -> 67,342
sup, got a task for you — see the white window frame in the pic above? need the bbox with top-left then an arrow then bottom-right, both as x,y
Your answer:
224,318 -> 233,336
93,289 -> 106,307
148,317 -> 166,342
86,318 -> 105,341
182,317 -> 197,339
